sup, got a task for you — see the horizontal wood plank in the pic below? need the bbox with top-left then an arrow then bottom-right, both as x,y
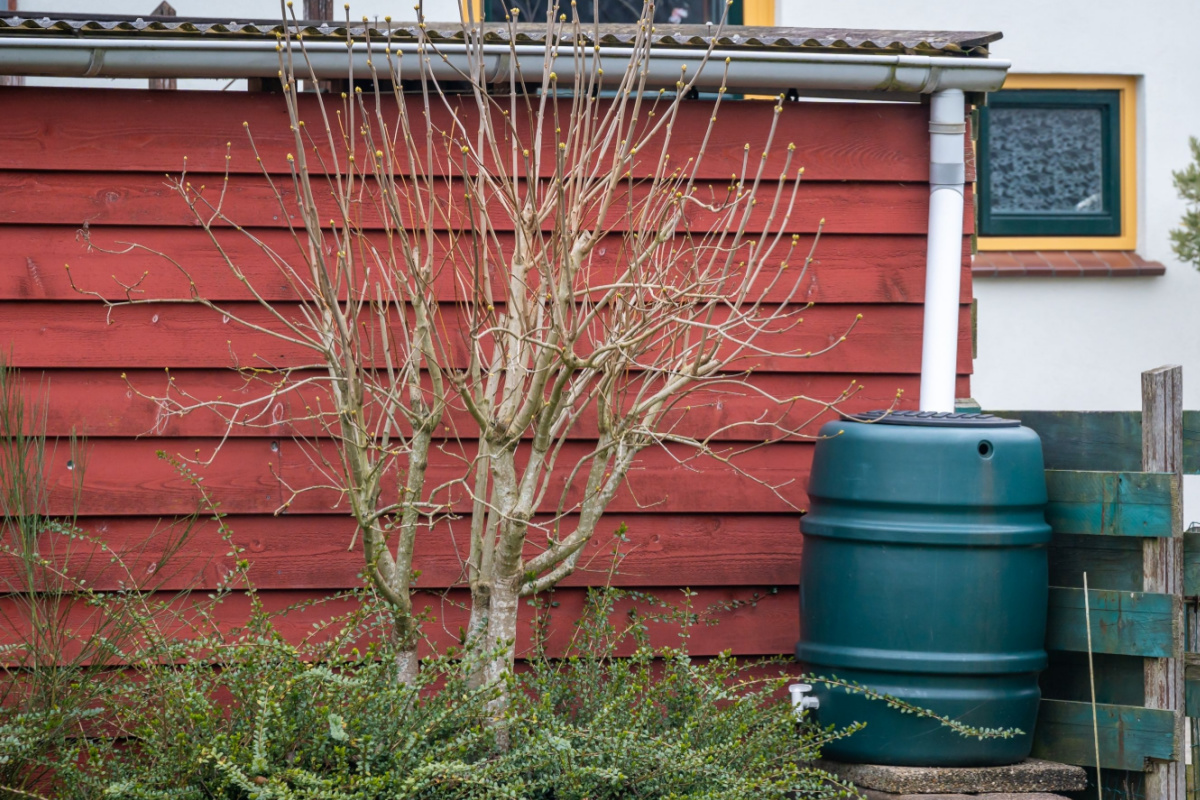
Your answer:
28,436 -> 816,517
1032,698 -> 1176,771
0,301 -> 973,374
1,227 -> 972,305
0,172 -> 975,235
1046,586 -> 1179,659
989,410 -> 1200,476
1044,470 -> 1177,538
0,585 -> 802,660
18,368 -> 961,440
1042,650 -> 1146,707
0,87 -> 931,182
1049,534 -> 1144,593
0,513 -> 802,591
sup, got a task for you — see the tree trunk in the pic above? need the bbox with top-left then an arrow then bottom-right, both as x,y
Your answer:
393,609 -> 419,686
483,575 -> 521,748
466,582 -> 491,689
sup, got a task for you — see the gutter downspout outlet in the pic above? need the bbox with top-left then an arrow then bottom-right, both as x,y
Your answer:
919,88 -> 967,413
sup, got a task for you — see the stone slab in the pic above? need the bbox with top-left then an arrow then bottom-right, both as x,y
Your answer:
860,793 -> 1071,800
815,759 -> 1088,794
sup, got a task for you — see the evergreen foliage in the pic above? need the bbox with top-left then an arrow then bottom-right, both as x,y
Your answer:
1171,136 -> 1200,269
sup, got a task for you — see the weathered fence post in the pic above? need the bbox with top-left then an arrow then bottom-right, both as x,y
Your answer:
1142,364 -> 1186,800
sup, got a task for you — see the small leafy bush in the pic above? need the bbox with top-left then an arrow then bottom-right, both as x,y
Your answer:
36,586 -> 854,800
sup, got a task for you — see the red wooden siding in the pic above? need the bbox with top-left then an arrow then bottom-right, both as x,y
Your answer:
0,87 -> 973,658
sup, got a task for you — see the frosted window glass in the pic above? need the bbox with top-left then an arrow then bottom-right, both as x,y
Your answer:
988,106 -> 1105,215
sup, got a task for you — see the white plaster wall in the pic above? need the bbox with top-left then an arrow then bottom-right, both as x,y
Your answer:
781,0 -> 1200,520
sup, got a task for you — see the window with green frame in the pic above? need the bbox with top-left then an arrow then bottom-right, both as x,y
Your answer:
978,89 -> 1122,237
485,0 -> 743,24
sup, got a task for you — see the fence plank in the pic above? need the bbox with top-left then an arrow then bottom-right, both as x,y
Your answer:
1184,532 -> 1200,598
1045,470 -> 1177,538
1046,587 -> 1178,659
985,410 -> 1200,475
1032,699 -> 1176,771
1141,365 -> 1186,800
1050,535 -> 1144,593
1185,663 -> 1200,718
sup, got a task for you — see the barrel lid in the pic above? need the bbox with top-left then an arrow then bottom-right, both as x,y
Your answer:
848,410 -> 1020,428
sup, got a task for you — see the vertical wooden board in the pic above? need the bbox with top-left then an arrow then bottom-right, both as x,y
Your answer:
1141,365 -> 1185,800
1045,470 -> 1177,538
1046,587 -> 1178,659
1050,534 -> 1144,593
1032,699 -> 1176,771
1185,664 -> 1200,718
1184,532 -> 1200,597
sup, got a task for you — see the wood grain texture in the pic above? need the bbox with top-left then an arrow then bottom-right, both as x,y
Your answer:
29,437 -> 817,517
0,83 -> 979,662
1183,531 -> 1200,597
1045,586 -> 1179,659
0,585 -> 804,659
0,301 -> 974,374
0,87 -> 930,181
1042,650 -> 1146,707
987,410 -> 1200,476
0,227 -> 973,305
1044,470 -> 1177,538
0,513 -> 803,591
1186,663 -> 1200,718
1032,699 -> 1176,772
1141,365 -> 1186,799
0,172 -> 976,235
1050,534 -> 1144,593
20,368 -> 963,440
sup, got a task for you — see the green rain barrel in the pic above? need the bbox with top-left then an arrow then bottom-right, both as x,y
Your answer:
795,411 -> 1050,767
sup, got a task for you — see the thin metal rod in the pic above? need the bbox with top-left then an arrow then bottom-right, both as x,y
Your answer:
1084,572 -> 1103,800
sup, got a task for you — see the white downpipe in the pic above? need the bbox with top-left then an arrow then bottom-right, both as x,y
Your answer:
919,88 -> 967,413
0,35 -> 1009,93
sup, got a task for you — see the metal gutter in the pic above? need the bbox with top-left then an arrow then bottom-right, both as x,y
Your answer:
0,36 -> 1010,93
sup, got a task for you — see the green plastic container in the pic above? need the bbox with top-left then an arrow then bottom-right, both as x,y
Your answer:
795,412 -> 1050,767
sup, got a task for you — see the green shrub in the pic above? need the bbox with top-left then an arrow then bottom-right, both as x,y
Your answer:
38,586 -> 854,800
1171,136 -> 1200,269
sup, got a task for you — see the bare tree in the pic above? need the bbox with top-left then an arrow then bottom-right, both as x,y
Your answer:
73,2 -> 864,714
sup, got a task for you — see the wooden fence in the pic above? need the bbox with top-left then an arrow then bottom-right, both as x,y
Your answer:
982,364 -> 1197,800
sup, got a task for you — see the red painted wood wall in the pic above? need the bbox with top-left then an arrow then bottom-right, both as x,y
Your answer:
0,86 -> 973,657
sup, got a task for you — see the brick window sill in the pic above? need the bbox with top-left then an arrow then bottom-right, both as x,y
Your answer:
972,251 -> 1166,278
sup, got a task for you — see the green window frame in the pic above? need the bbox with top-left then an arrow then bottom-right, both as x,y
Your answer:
484,0 -> 743,24
978,89 -> 1122,237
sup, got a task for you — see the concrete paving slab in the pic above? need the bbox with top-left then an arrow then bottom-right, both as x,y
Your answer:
815,759 -> 1088,794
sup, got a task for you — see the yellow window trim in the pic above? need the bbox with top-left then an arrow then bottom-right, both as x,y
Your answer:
976,73 -> 1138,252
461,0 -> 774,26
